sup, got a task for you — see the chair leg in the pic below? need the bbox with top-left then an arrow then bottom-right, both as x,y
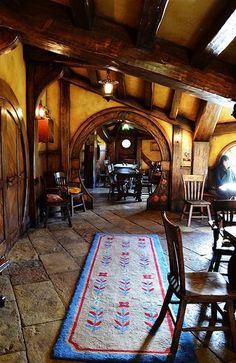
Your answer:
44,207 -> 49,228
180,204 -> 187,220
150,286 -> 173,334
187,205 -> 193,227
225,300 -> 236,352
206,205 -> 212,221
170,300 -> 187,355
208,251 -> 218,272
81,195 -> 86,212
213,252 -> 222,272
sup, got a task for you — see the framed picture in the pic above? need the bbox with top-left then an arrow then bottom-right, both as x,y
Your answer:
150,141 -> 159,151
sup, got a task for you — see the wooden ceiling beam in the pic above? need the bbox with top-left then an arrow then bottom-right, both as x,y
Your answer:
136,0 -> 169,49
0,2 -> 235,106
87,69 -> 99,87
116,72 -> 127,99
191,0 -> 236,68
169,90 -> 182,120
63,70 -> 194,132
214,121 -> 236,135
70,0 -> 94,30
144,81 -> 154,110
193,101 -> 222,141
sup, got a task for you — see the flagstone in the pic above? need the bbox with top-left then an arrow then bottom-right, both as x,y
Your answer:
8,260 -> 48,286
7,237 -> 38,262
0,300 -> 25,355
0,351 -> 28,363
23,320 -> 68,363
64,241 -> 90,258
50,270 -> 80,306
0,275 -> 15,301
14,281 -> 65,326
29,230 -> 63,255
40,251 -> 79,274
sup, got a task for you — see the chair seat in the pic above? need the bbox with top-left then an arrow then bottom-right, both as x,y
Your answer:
185,272 -> 236,300
185,200 -> 211,206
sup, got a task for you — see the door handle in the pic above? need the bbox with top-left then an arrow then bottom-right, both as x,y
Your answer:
6,176 -> 16,187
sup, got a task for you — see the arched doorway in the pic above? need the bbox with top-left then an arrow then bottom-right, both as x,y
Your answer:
70,107 -> 171,209
0,79 -> 29,253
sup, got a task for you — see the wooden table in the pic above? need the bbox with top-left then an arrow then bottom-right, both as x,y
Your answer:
223,226 -> 236,289
115,170 -> 143,201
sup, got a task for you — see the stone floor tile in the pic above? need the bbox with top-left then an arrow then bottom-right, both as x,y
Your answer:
0,300 -> 25,355
40,251 -> 79,274
65,241 -> 90,258
0,275 -> 15,301
23,320 -> 65,363
7,237 -> 38,262
52,229 -> 87,248
0,351 -> 28,363
50,270 -> 80,307
28,230 -> 63,255
8,260 -> 48,286
14,281 -> 65,326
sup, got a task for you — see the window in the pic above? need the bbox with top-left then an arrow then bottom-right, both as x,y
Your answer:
121,139 -> 131,149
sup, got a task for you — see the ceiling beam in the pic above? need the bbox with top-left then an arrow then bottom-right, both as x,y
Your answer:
63,69 -> 194,132
70,0 -> 94,30
169,90 -> 182,120
191,0 -> 236,69
0,2 -> 235,106
87,69 -> 99,87
0,26 -> 20,55
214,121 -> 236,135
116,72 -> 127,99
136,0 -> 169,49
144,81 -> 154,110
193,101 -> 222,141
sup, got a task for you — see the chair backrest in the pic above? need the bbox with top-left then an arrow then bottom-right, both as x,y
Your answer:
182,174 -> 206,201
212,199 -> 236,228
54,171 -> 68,187
162,211 -> 186,297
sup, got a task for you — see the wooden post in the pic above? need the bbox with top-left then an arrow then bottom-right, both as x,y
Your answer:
192,141 -> 210,175
60,80 -> 70,172
171,125 -> 183,211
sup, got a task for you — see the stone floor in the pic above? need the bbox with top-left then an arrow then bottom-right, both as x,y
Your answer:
0,190 -> 236,363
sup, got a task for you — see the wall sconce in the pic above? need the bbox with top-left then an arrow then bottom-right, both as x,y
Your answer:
35,100 -> 54,143
98,70 -> 119,101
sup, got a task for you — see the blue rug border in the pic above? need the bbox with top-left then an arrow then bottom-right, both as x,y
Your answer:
53,232 -> 197,363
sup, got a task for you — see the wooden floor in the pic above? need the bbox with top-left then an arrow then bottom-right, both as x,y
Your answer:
0,189 -> 235,363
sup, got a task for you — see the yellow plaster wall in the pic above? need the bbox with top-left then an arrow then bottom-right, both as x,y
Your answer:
70,84 -> 121,137
209,134 -> 236,167
0,43 -> 26,122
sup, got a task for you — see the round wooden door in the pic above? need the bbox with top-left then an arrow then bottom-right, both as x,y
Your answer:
0,98 -> 28,253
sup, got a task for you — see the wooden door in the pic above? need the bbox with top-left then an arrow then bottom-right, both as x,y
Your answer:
0,99 -> 27,252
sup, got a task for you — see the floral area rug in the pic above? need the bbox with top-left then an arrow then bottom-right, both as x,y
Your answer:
53,233 -> 197,362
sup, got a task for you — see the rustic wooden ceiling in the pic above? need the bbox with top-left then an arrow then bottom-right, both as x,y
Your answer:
0,0 -> 235,138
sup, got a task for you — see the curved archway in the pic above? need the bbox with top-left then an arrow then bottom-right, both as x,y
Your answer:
0,78 -> 29,252
70,107 -> 171,161
70,107 -> 171,209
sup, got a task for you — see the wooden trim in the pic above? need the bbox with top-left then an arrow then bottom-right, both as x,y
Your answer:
0,2 -> 235,105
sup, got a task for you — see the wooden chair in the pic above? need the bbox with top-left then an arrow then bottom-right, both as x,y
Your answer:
181,174 -> 211,227
151,212 -> 236,356
54,171 -> 86,216
42,186 -> 72,228
208,199 -> 236,273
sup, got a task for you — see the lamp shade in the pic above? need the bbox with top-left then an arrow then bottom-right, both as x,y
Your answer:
38,117 -> 54,143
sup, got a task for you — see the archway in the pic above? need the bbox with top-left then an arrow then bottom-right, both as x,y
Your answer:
70,107 -> 171,209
